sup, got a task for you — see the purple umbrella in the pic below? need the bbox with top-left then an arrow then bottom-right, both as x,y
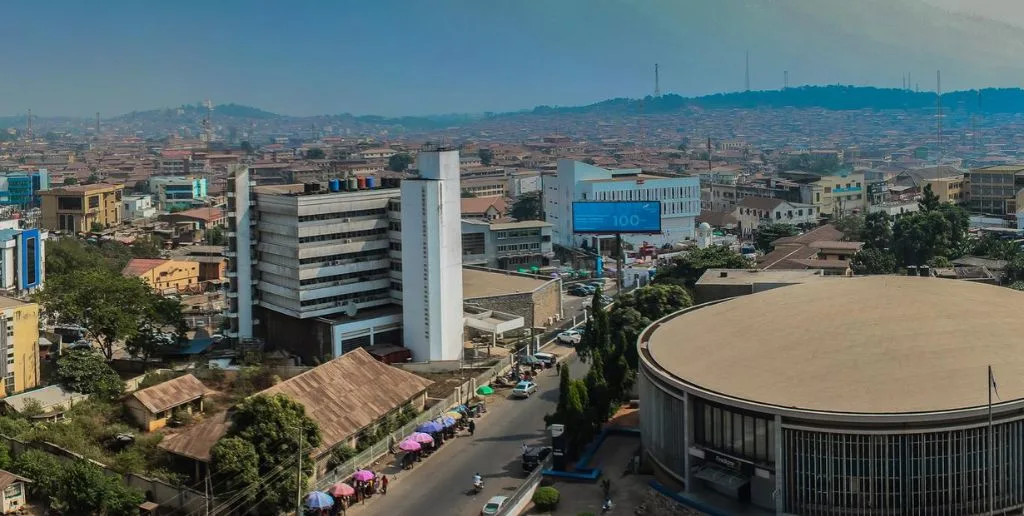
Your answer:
352,469 -> 375,482
416,421 -> 443,433
410,432 -> 434,444
440,416 -> 457,428
398,439 -> 422,452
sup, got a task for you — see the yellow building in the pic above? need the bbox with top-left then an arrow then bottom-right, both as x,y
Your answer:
811,173 -> 868,217
39,183 -> 124,233
122,258 -> 200,293
0,297 -> 39,397
923,176 -> 967,204
125,374 -> 211,432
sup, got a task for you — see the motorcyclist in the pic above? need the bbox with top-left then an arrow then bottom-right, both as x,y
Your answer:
473,473 -> 483,487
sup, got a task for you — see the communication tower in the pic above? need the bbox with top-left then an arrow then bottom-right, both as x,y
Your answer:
654,63 -> 661,98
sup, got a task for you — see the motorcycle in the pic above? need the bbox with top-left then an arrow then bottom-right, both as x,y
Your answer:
473,479 -> 485,494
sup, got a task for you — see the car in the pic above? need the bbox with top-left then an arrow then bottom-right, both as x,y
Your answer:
481,495 -> 509,515
587,280 -> 606,291
599,295 -> 614,306
557,330 -> 582,344
512,381 -> 538,398
522,446 -> 552,472
567,285 -> 590,296
534,352 -> 557,367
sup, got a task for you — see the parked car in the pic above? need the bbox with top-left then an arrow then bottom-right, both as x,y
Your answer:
534,352 -> 557,367
481,495 -> 509,516
512,381 -> 538,398
557,330 -> 582,344
587,281 -> 606,291
567,285 -> 591,296
599,295 -> 614,306
522,446 -> 552,472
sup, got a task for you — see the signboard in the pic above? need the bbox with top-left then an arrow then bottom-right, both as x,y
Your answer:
572,201 -> 662,234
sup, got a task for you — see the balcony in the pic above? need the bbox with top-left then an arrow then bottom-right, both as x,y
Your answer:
226,191 -> 235,198
226,270 -> 237,278
226,291 -> 238,298
225,311 -> 238,318
224,250 -> 237,258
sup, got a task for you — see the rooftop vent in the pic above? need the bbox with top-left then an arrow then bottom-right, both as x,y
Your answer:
719,271 -> 728,278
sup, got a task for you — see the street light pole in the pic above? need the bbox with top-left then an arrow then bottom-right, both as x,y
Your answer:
296,430 -> 303,516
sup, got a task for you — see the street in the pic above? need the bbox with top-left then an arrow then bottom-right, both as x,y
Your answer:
354,351 -> 589,516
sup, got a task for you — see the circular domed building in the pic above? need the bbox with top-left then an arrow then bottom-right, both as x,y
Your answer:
638,276 -> 1024,514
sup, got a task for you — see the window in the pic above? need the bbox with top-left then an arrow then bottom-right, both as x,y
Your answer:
88,196 -> 100,209
24,237 -> 36,286
4,483 -> 21,498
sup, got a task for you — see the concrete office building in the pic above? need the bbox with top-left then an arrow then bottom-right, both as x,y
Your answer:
0,169 -> 49,209
967,165 -> 1024,215
0,297 -> 40,397
224,165 -> 404,359
461,219 -> 554,271
400,147 -> 465,362
639,276 -> 1024,514
544,160 -> 700,248
148,176 -> 208,211
0,229 -> 45,296
39,183 -> 124,232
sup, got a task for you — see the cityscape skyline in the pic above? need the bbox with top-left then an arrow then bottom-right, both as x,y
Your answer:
6,0 -> 1024,118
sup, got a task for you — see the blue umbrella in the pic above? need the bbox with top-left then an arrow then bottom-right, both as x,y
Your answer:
440,416 -> 457,428
305,491 -> 334,510
416,421 -> 443,433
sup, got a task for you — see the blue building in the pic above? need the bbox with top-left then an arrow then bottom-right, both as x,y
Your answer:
148,176 -> 208,211
0,227 -> 45,294
0,169 -> 50,209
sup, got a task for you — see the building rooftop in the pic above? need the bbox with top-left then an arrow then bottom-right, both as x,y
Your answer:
0,296 -> 31,310
488,220 -> 552,230
169,207 -> 224,222
463,268 -> 552,299
646,276 -> 1024,415
40,183 -> 123,195
129,374 -> 211,414
158,410 -> 230,462
695,269 -> 828,286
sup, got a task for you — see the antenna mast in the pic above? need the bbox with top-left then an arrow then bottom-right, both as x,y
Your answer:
95,112 -> 101,137
745,51 -> 750,91
202,99 -> 214,145
936,70 -> 942,163
654,63 -> 661,97
784,70 -> 789,90
26,109 -> 32,139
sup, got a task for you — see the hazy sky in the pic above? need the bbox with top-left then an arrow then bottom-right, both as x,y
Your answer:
3,0 -> 1024,117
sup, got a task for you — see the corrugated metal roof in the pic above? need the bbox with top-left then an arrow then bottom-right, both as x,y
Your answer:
130,374 -> 211,414
157,410 -> 230,462
0,470 -> 31,490
261,347 -> 434,457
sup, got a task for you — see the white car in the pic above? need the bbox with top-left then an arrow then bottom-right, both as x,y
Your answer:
512,381 -> 538,398
481,495 -> 509,515
557,330 -> 582,344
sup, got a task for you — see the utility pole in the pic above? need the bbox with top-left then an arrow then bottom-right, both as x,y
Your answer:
936,70 -> 942,163
783,70 -> 788,90
654,63 -> 661,98
296,432 -> 303,516
745,51 -> 750,91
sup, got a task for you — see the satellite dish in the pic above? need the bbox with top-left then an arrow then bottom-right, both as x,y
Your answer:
344,302 -> 358,318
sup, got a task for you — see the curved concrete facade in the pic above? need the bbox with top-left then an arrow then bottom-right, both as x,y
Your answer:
638,278 -> 1024,515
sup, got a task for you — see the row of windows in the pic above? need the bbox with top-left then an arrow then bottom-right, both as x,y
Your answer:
496,229 -> 540,239
298,269 -> 389,287
299,287 -> 391,307
693,399 -> 775,464
497,242 -> 541,252
589,185 -> 698,202
298,248 -> 388,266
298,227 -> 387,244
297,208 -> 386,223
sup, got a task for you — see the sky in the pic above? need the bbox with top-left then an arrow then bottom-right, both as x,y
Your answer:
3,0 -> 1024,118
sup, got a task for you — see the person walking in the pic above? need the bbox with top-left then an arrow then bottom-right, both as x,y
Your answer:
468,419 -> 476,436
381,475 -> 389,495
522,442 -> 529,455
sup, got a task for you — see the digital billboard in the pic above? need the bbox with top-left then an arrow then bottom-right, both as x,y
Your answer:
572,201 -> 662,234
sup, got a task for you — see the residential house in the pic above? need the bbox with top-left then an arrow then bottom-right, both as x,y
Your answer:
123,194 -> 157,221
125,374 -> 212,432
0,298 -> 40,397
0,470 -> 30,513
122,258 -> 200,292
180,245 -> 228,283
461,197 -> 507,222
159,206 -> 226,230
733,197 -> 818,236
39,183 -> 124,232
158,348 -> 434,478
757,225 -> 862,275
1,385 -> 88,422
811,173 -> 868,217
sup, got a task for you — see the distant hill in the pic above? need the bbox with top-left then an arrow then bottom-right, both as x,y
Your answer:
530,86 -> 1024,116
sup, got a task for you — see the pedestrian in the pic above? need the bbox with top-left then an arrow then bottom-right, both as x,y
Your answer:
468,419 -> 476,436
382,475 -> 389,495
522,442 -> 529,455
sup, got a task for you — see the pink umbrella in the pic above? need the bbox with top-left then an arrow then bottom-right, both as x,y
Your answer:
352,470 -> 375,482
410,432 -> 434,444
398,439 -> 421,452
327,482 -> 355,497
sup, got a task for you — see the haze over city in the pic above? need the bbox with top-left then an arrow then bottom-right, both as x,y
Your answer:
6,0 -> 1024,117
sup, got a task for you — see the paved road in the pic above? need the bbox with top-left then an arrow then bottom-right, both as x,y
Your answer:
353,352 -> 588,516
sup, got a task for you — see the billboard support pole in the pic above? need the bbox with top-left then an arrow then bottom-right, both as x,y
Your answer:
616,233 -> 624,292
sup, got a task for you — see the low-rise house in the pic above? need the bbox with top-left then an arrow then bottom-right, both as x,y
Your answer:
757,225 -> 861,275
461,197 -> 507,222
0,470 -> 30,513
125,374 -> 212,432
122,258 -> 201,293
1,385 -> 88,422
733,197 -> 818,236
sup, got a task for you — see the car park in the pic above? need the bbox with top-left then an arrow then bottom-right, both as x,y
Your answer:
512,380 -> 538,398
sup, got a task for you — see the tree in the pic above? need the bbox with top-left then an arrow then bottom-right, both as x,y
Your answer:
306,148 -> 326,159
607,307 -> 647,369
460,189 -> 476,198
90,222 -> 106,233
478,148 -> 494,166
919,183 -> 941,212
971,234 -> 1020,260
754,223 -> 799,252
388,153 -> 414,172
63,176 -> 79,186
55,350 -> 124,399
240,141 -> 254,154
210,437 -> 260,501
12,449 -> 61,498
125,295 -> 186,361
37,269 -> 152,360
832,214 -> 865,241
616,284 -> 693,322
850,248 -> 897,275
654,245 -> 753,288
85,173 -> 100,184
45,238 -> 110,277
130,236 -> 164,258
205,226 -> 226,246
510,191 -> 543,221
54,459 -> 144,516
1005,254 -> 1024,283
224,394 -> 322,513
861,212 -> 893,251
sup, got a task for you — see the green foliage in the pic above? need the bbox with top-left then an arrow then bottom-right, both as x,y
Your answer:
130,236 -> 164,259
137,370 -> 182,390
891,205 -> 968,266
919,183 -> 942,212
205,226 -> 226,245
851,248 -> 897,275
532,486 -> 561,510
306,147 -> 326,159
1009,281 -> 1024,291
126,295 -> 187,361
44,237 -> 132,277
234,365 -> 280,395
55,350 -> 124,399
327,445 -> 358,470
63,176 -> 79,186
654,245 -> 753,287
12,449 -> 61,498
54,459 -> 144,516
460,189 -> 477,198
387,152 -> 414,172
210,437 -> 260,501
510,191 -> 543,221
223,394 -> 322,513
478,148 -> 494,166
1006,255 -> 1024,283
90,221 -> 106,233
928,256 -> 953,268
754,223 -> 799,252
615,284 -> 692,322
19,398 -> 44,418
862,212 -> 893,250
832,214 -> 865,241
971,234 -> 1020,260
240,141 -> 254,154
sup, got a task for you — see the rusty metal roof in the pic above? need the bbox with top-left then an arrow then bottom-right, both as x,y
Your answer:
157,410 -> 230,462
0,470 -> 31,490
130,374 -> 212,414
262,347 -> 434,457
